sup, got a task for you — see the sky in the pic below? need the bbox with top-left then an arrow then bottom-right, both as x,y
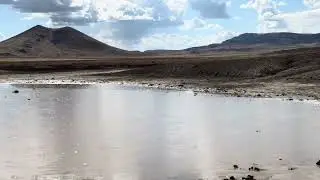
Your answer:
0,0 -> 320,51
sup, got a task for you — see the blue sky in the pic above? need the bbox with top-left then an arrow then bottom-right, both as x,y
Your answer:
1,0 -> 320,51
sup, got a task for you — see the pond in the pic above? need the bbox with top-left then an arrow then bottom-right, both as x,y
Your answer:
0,83 -> 320,180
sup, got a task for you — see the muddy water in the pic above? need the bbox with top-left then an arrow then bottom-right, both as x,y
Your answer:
0,84 -> 320,180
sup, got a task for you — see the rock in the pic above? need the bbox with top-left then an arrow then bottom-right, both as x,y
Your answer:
316,160 -> 320,166
278,158 -> 283,161
288,167 -> 297,171
27,98 -> 31,101
288,98 -> 294,101
253,167 -> 260,172
230,176 -> 236,180
242,175 -> 255,180
249,166 -> 260,172
256,94 -> 262,97
12,90 -> 19,94
233,165 -> 239,169
178,84 -> 184,88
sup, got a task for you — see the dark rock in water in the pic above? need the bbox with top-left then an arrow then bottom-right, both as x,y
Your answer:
256,94 -> 262,97
178,84 -> 184,88
242,175 -> 255,180
278,158 -> 283,161
230,176 -> 236,180
249,166 -> 260,172
288,98 -> 294,101
316,160 -> 320,166
27,98 -> 31,101
12,90 -> 19,94
288,167 -> 297,171
233,164 -> 239,169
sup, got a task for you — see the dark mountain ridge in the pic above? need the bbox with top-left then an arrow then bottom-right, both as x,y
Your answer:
184,32 -> 320,54
1,25 -> 320,57
222,32 -> 320,45
0,25 -> 127,57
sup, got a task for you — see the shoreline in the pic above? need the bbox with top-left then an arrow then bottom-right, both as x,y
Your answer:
1,74 -> 319,103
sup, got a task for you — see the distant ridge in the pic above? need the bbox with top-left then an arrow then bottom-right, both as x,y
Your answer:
1,26 -> 320,57
222,32 -> 320,45
0,25 -> 128,57
184,32 -> 320,54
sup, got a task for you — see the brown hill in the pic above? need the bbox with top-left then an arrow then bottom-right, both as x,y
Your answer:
184,33 -> 320,54
0,25 -> 127,57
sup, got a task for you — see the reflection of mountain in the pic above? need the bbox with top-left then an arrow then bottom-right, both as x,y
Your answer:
35,86 -> 81,174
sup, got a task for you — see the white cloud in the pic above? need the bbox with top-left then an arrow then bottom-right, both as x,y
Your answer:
94,26 -> 238,51
165,0 -> 189,15
240,0 -> 286,15
2,0 -> 185,25
304,0 -> 320,8
181,18 -> 222,30
240,0 -> 320,34
240,0 -> 320,33
75,0 -> 154,22
21,13 -> 49,20
272,8 -> 320,33
241,0 -> 277,32
137,30 -> 238,51
190,0 -> 230,19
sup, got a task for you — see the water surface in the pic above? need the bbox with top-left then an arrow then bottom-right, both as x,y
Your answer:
0,84 -> 320,180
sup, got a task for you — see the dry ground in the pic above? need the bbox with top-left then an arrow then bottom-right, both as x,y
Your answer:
0,47 -> 319,100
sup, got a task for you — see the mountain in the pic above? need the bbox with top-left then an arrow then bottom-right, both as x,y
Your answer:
185,32 -> 320,54
1,26 -> 320,57
0,25 -> 127,57
223,32 -> 320,45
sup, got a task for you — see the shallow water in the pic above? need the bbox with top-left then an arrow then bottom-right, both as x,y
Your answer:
0,83 -> 320,180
